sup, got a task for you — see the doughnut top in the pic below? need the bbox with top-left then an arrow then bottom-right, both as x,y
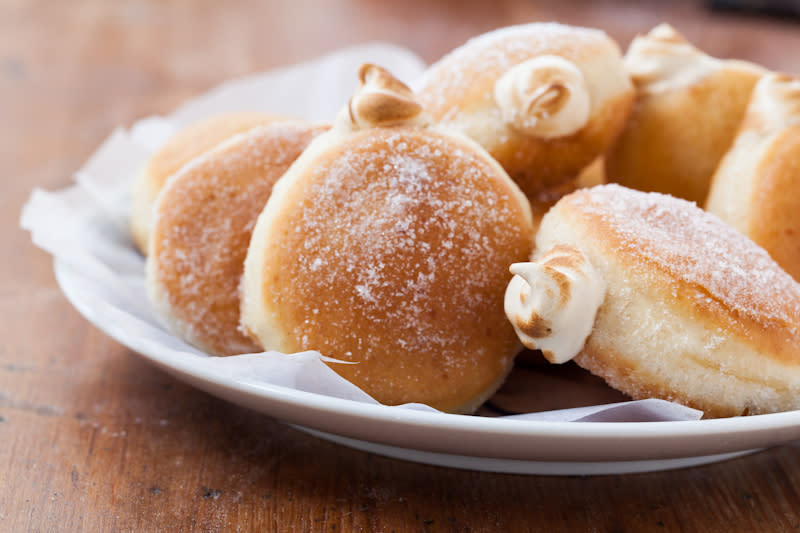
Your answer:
243,125 -> 534,412
558,185 -> 800,342
417,23 -> 612,116
145,112 -> 282,190
414,23 -> 632,199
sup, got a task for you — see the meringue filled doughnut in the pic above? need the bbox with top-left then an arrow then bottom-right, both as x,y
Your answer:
706,73 -> 800,281
505,184 -> 800,418
606,24 -> 766,205
242,65 -> 535,413
147,120 -> 327,356
415,23 -> 633,203
131,112 -> 280,254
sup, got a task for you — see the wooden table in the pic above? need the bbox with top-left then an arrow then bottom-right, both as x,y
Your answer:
5,0 -> 800,530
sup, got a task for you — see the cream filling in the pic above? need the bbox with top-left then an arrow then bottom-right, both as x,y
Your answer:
493,55 -> 591,138
625,23 -> 719,94
747,72 -> 800,133
337,63 -> 428,131
504,245 -> 605,363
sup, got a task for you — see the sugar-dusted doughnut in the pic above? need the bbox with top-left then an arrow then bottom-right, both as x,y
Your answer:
605,24 -> 766,205
505,184 -> 800,417
241,65 -> 535,413
415,23 -> 633,204
131,112 -> 280,254
706,73 -> 800,281
147,120 -> 327,356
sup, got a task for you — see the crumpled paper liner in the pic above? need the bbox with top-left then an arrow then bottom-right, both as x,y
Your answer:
20,43 -> 702,423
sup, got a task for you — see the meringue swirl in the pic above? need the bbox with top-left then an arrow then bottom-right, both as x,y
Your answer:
624,23 -> 718,94
504,244 -> 605,363
342,63 -> 427,130
747,72 -> 800,132
493,55 -> 591,138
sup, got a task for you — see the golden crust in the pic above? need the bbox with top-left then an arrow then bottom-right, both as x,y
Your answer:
706,73 -> 800,281
707,126 -> 800,283
569,187 -> 800,356
419,24 -> 617,122
538,185 -> 800,417
606,59 -> 763,205
491,91 -> 632,198
745,127 -> 800,280
147,121 -> 327,356
130,112 -> 282,254
575,157 -> 606,188
242,126 -> 534,413
416,23 -> 633,200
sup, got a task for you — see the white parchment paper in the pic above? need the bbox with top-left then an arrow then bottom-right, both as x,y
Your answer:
20,43 -> 702,423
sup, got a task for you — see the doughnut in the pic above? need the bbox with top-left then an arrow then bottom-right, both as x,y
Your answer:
241,65 -> 535,413
415,23 -> 633,204
576,157 -> 606,189
130,112 -> 280,254
146,120 -> 327,356
504,184 -> 800,417
605,24 -> 766,205
706,73 -> 800,281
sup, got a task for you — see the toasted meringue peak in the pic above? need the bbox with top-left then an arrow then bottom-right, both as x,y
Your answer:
504,244 -> 605,363
493,55 -> 591,138
626,24 -> 765,94
745,72 -> 800,132
339,63 -> 427,130
624,24 -> 718,94
647,23 -> 688,44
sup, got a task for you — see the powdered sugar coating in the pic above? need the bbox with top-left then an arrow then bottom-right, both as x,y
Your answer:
416,23 -> 607,115
414,23 -> 632,202
148,122 -> 325,356
566,184 -> 800,333
256,127 -> 534,411
131,112 -> 279,254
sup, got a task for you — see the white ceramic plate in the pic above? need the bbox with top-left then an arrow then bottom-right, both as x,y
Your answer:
54,258 -> 800,475
28,42 -> 800,475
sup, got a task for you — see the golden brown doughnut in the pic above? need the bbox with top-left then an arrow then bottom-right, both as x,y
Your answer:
241,65 -> 535,413
605,24 -> 766,205
705,72 -> 800,281
415,22 -> 633,203
505,184 -> 800,418
130,112 -> 281,254
147,120 -> 327,356
575,157 -> 606,189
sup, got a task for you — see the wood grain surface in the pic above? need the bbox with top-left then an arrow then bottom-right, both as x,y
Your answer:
4,0 -> 800,530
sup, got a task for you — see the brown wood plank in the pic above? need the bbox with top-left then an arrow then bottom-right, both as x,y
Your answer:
4,0 -> 800,530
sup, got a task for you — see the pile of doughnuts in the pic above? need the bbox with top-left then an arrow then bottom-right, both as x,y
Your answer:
132,22 -> 800,417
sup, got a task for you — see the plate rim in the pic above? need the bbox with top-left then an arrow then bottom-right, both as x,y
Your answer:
54,258 -> 800,465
